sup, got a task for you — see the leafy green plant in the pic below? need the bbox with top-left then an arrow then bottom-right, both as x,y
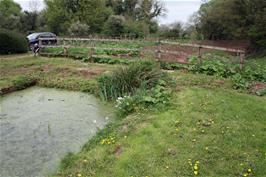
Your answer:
231,73 -> 250,90
255,88 -> 266,96
115,80 -> 172,117
98,60 -> 164,101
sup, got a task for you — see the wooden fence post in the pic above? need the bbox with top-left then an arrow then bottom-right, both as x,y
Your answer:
38,38 -> 42,53
240,52 -> 245,70
156,39 -> 162,61
198,46 -> 202,65
64,46 -> 68,57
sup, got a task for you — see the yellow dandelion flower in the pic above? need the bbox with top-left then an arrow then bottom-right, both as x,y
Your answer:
243,173 -> 248,177
248,169 -> 252,173
83,159 -> 88,163
77,173 -> 82,177
196,161 -> 200,164
194,171 -> 199,175
194,166 -> 199,170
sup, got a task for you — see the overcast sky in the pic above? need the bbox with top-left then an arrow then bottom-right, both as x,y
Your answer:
14,0 -> 202,25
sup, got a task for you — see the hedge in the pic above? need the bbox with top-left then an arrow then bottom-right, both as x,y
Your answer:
0,29 -> 28,55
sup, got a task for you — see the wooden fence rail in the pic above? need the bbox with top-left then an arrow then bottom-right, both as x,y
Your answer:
39,38 -> 246,69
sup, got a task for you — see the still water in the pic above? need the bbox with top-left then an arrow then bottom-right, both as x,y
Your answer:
0,87 -> 113,177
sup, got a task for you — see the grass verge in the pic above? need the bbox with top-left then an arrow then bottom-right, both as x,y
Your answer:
53,88 -> 266,177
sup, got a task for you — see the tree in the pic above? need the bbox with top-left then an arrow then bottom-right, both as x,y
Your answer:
103,15 -> 125,37
68,21 -> 89,36
0,0 -> 23,31
77,0 -> 112,33
158,22 -> 184,39
20,11 -> 39,33
44,0 -> 112,34
195,0 -> 266,50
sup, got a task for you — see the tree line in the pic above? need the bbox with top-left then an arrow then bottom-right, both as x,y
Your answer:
0,0 -> 265,52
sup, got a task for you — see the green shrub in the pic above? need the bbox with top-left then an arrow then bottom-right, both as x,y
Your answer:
0,29 -> 28,54
98,60 -> 164,101
231,73 -> 250,90
115,80 -> 172,117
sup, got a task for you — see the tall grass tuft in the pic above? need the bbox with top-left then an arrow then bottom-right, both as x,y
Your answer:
98,60 -> 163,101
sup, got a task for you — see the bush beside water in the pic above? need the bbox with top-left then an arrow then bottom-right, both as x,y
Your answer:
0,29 -> 28,55
98,60 -> 174,116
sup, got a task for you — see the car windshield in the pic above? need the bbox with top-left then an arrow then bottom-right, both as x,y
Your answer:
27,33 -> 56,40
27,33 -> 41,40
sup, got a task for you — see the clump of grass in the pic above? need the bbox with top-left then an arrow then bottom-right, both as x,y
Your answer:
12,76 -> 36,90
98,60 -> 164,101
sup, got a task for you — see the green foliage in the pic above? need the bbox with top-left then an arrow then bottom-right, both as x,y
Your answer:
255,88 -> 266,96
85,56 -> 134,65
0,0 -> 47,33
0,29 -> 28,54
12,76 -> 35,89
160,61 -> 188,70
0,0 -> 22,30
97,60 -> 163,101
115,80 -> 172,116
158,22 -> 185,38
231,73 -> 249,90
196,0 -> 266,50
187,56 -> 266,91
68,21 -> 90,36
103,15 -> 125,37
44,0 -> 73,35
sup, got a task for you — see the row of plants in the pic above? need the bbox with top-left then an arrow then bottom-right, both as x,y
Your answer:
82,56 -> 135,65
186,57 -> 266,95
58,40 -> 157,49
41,47 -> 140,58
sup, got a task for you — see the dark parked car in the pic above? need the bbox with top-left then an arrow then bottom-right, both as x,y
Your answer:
27,32 -> 57,50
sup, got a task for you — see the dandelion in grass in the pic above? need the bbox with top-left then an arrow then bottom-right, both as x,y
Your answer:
191,160 -> 200,176
100,136 -> 116,145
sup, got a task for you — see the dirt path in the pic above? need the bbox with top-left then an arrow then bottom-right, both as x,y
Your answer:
0,53 -> 34,60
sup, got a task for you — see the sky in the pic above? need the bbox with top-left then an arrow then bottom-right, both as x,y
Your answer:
14,0 -> 202,25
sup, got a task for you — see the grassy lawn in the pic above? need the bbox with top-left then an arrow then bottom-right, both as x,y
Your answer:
1,54 -> 265,177
54,87 -> 266,177
0,55 -> 117,93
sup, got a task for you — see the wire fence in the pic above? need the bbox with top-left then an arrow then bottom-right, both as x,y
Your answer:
39,37 -> 246,68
